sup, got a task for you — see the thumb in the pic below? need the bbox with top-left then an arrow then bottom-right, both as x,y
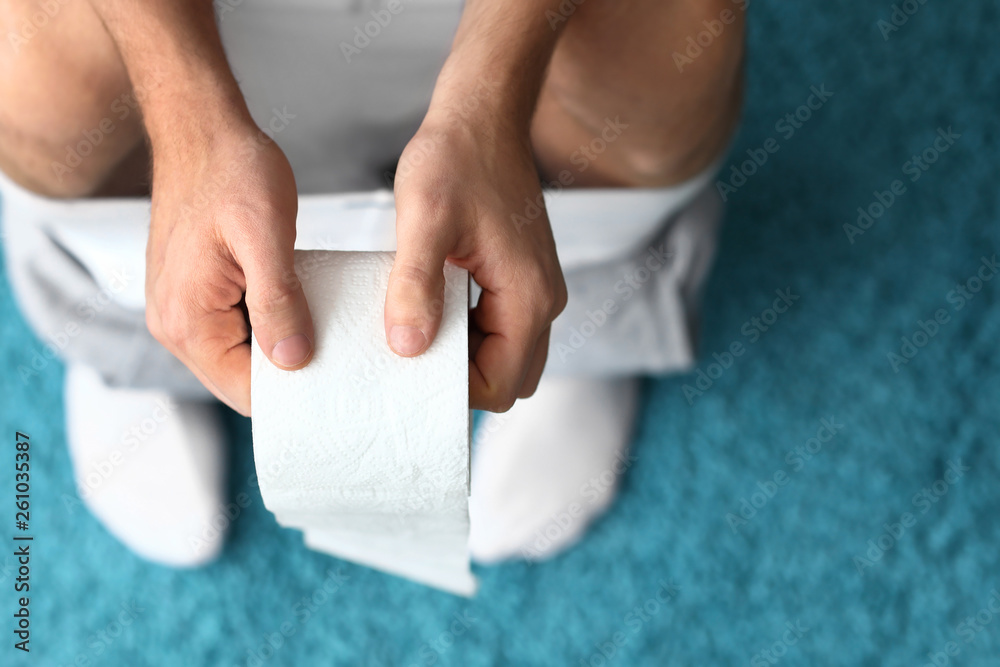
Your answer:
244,249 -> 315,370
385,220 -> 454,357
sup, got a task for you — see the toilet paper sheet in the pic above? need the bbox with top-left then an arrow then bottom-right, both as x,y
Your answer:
250,250 -> 476,595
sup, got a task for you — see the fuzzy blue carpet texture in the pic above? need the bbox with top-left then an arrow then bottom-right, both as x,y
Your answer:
1,1 -> 998,665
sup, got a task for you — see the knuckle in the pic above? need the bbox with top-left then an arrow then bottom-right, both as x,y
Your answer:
146,275 -> 184,345
392,263 -> 435,287
534,290 -> 557,320
222,201 -> 294,256
390,263 -> 441,300
148,281 -> 198,348
219,198 -> 267,232
484,384 -> 518,413
158,307 -> 191,347
526,266 -> 568,321
146,285 -> 184,345
551,276 -> 569,317
144,307 -> 164,343
159,299 -> 191,341
277,266 -> 302,292
398,188 -> 452,227
518,383 -> 539,400
248,282 -> 298,317
494,392 -> 518,413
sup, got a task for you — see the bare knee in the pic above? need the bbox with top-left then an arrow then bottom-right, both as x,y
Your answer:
0,0 -> 145,198
533,0 -> 746,188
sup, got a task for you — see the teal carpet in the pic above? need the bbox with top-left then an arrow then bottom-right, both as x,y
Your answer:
2,1 -> 998,665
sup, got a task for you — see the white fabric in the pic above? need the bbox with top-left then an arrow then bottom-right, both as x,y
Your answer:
63,364 -> 227,567
469,375 -> 640,563
0,166 -> 715,309
217,0 -> 464,193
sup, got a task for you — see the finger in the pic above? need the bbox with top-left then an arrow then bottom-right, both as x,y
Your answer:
468,290 -> 540,412
148,299 -> 252,415
188,339 -> 252,416
242,243 -> 315,372
518,326 -> 550,399
384,204 -> 459,357
469,324 -> 486,362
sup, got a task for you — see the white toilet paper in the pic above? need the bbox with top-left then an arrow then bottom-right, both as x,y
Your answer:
250,250 -> 476,596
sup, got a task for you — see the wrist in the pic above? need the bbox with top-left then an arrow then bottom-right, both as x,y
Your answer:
427,55 -> 542,139
430,0 -> 564,134
143,77 -> 254,156
87,0 -> 254,159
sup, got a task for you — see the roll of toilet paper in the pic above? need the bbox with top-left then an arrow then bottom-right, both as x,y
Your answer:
250,250 -> 476,596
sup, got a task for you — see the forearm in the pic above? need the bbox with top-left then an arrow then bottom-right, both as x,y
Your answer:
428,0 -> 567,133
85,0 -> 250,154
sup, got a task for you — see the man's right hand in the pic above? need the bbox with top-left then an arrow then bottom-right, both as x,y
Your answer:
79,1 -> 315,415
144,119 -> 314,416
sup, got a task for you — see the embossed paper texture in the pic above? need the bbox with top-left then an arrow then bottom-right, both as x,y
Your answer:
251,250 -> 476,595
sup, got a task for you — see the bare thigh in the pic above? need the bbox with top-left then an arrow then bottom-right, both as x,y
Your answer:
0,1 -> 744,198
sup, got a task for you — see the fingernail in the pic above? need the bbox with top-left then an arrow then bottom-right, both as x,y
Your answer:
271,334 -> 312,368
389,325 -> 427,356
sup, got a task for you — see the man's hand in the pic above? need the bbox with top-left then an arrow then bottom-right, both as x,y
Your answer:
384,0 -> 571,411
84,0 -> 314,416
386,110 -> 566,412
145,121 -> 313,416
90,0 -> 569,415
